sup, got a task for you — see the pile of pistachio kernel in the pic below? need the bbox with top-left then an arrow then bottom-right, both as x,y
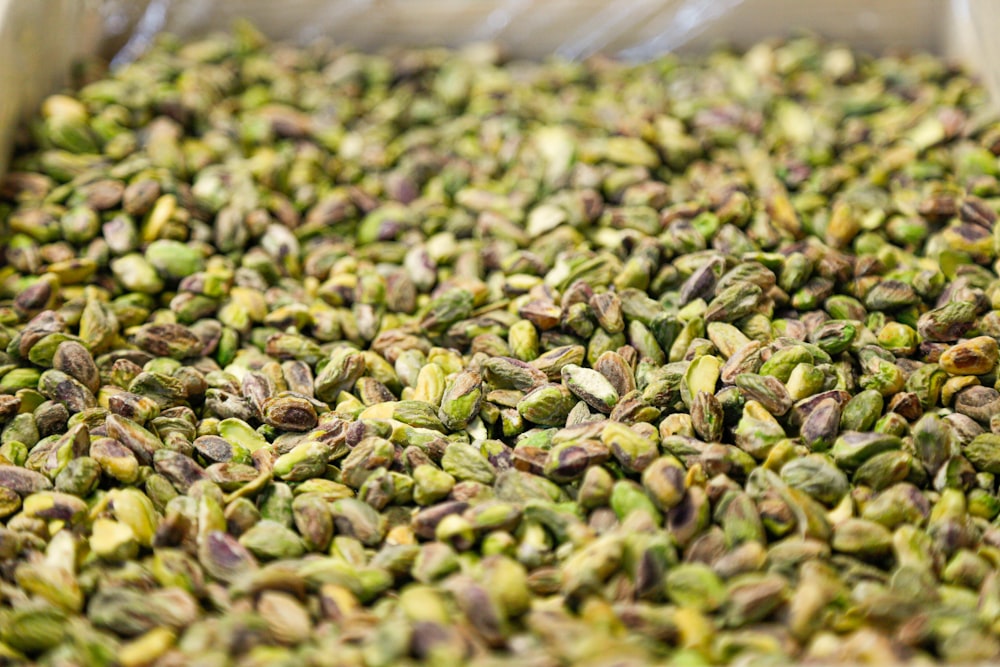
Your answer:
5,21 -> 1000,666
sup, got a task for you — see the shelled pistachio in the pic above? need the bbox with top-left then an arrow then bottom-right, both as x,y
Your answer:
3,23 -> 1000,666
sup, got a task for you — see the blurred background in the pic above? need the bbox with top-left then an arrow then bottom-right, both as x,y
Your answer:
1,0 -> 997,174
94,0 -> 967,62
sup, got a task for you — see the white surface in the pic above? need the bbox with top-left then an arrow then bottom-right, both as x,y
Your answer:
108,0 -> 950,59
